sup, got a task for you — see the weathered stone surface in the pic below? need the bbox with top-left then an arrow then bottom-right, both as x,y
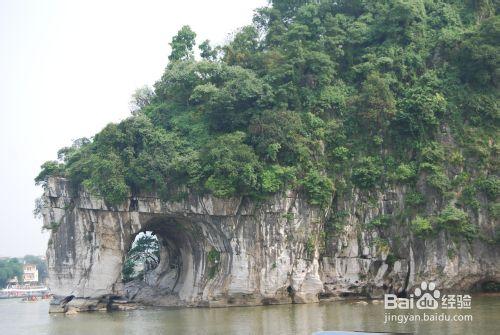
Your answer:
43,177 -> 499,312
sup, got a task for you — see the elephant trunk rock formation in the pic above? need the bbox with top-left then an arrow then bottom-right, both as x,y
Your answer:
42,177 -> 499,312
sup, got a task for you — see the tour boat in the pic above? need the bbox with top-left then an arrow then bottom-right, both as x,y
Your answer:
0,285 -> 49,299
21,295 -> 39,302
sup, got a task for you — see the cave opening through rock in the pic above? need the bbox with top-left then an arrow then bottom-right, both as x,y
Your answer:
122,231 -> 160,283
120,216 -> 227,306
121,223 -> 186,305
122,223 -> 186,299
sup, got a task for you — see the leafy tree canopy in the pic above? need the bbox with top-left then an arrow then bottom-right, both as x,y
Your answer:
36,0 -> 499,225
0,258 -> 22,288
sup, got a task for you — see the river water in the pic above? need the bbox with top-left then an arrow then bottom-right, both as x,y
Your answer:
1,294 -> 499,334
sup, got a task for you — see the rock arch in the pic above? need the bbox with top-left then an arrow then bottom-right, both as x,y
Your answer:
42,177 -> 500,313
123,215 -> 232,305
43,177 -> 325,312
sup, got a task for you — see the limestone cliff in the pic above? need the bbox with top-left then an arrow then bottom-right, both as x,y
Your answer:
42,177 -> 499,312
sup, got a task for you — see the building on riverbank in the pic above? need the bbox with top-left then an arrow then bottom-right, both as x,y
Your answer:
22,264 -> 39,284
1,264 -> 48,298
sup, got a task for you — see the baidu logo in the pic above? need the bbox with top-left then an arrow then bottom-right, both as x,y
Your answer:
383,281 -> 473,324
414,281 -> 440,309
384,281 -> 471,310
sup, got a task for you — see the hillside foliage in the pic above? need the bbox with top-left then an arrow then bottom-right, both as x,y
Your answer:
37,1 -> 498,238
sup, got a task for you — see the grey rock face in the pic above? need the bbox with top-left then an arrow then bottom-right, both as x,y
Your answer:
43,177 -> 499,312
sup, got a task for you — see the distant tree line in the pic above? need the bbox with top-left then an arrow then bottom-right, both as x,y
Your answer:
0,255 -> 48,288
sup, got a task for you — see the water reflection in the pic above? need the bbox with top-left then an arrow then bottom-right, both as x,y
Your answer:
1,294 -> 499,335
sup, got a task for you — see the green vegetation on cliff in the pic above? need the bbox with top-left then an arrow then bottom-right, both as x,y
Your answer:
37,1 -> 498,239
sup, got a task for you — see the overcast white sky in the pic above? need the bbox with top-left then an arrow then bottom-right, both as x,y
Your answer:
0,0 -> 267,257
